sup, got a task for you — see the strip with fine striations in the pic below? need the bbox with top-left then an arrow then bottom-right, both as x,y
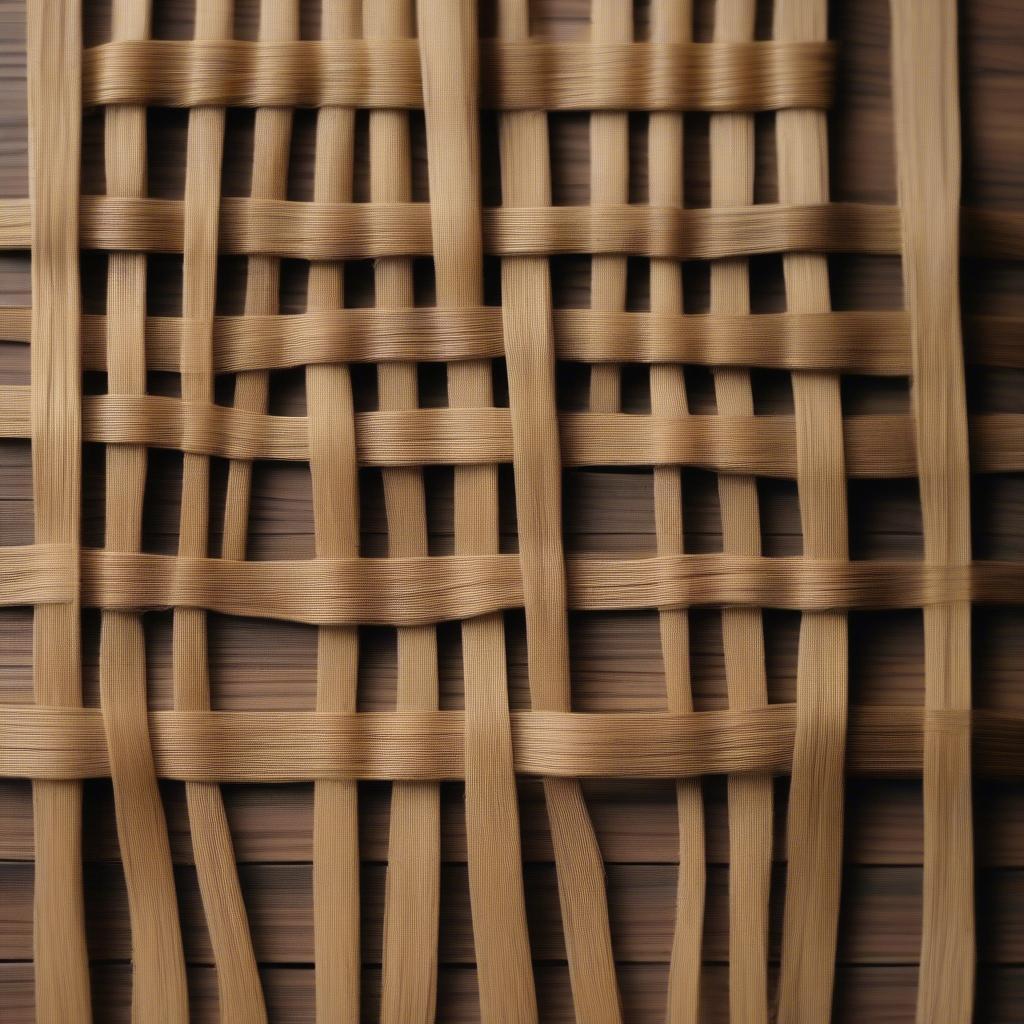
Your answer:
307,2 -> 363,1019
891,3 -> 976,1021
775,0 -> 849,1020
432,0 -> 541,1017
2,706 -> 1023,782
81,38 -> 837,111
648,2 -> 705,1020
499,0 -> 623,1018
98,0 -> 189,1019
710,2 -> 772,1020
174,1 -> 267,1019
26,1 -> 91,1019
366,4 -> 442,1020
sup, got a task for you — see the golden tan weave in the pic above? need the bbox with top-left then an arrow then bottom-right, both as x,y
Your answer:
1,0 -> 1022,1020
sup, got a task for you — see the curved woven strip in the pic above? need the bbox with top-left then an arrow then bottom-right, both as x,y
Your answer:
3,706 -> 1024,781
82,38 -> 837,111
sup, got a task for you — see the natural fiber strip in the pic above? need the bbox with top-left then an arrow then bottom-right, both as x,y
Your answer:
0,196 -> 907,258
710,3 -> 771,1019
4,706 -> 1024,782
0,544 -> 77,606
426,0 -> 539,1018
69,549 -> 1024,623
174,2 -> 267,1019
499,0 -> 619,1018
97,0 -> 189,1019
7,388 -> 1024,478
26,2 -> 91,1020
649,2 -> 704,1019
365,3 -> 441,1022
3,306 -> 924,374
2,199 -> 1019,259
891,3 -> 975,1020
307,3 -> 362,1018
775,1 -> 848,1019
82,38 -> 836,111
7,303 -> 1019,375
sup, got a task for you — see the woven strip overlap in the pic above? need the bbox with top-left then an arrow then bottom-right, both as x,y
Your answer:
2,0 -> 1022,1020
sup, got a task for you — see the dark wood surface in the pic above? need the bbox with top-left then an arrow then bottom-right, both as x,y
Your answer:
0,0 -> 1022,1019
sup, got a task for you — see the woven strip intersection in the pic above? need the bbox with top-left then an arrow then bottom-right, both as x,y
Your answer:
3,0 -> 1022,1021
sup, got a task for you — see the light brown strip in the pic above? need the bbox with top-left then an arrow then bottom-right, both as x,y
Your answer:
175,2 -> 267,1020
81,38 -> 836,111
5,389 -> 1024,477
365,4 -> 441,1023
5,303 -> 1019,374
710,4 -> 771,1019
26,2 -> 91,1018
648,2 -> 704,1018
2,706 -> 1022,782
425,0 -> 540,1018
98,0 -> 189,1018
307,3 -> 362,1019
891,3 -> 975,1021
66,548 -> 1024,623
775,1 -> 848,1019
0,305 -> 922,374
2,197 -> 1016,259
0,196 -> 907,258
499,0 -> 620,1019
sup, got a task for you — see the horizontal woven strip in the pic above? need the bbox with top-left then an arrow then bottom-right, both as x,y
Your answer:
2,389 -> 1022,477
1,306 -> 1021,373
82,39 -> 836,111
1,201 -> 1020,259
0,705 -> 1017,782
2,545 -> 1020,620
0,198 -> 902,257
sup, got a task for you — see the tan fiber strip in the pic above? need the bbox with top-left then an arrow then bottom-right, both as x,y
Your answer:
775,1 -> 847,1019
175,3 -> 266,1020
308,3 -> 362,1019
4,706 -> 1024,782
377,3 -> 444,1019
5,389 -> 1024,477
649,2 -> 704,1019
98,0 -> 189,1019
366,5 -> 440,1020
499,1 -> 620,1020
26,2 -> 91,1019
7,304 -> 1021,375
710,4 -> 771,1020
69,549 -> 1023,622
0,544 -> 76,606
422,1 -> 539,1018
891,4 -> 975,1021
0,306 -> 919,373
4,197 -> 1019,258
213,0 -> 296,1017
0,196 -> 907,257
81,38 -> 836,111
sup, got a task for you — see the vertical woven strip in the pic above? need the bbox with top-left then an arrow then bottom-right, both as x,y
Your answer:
309,2 -> 362,1019
27,1 -> 90,1019
775,0 -> 849,1019
98,0 -> 189,1018
709,2 -> 772,1020
370,0 -> 441,1016
499,1 -> 623,1019
588,0 -> 630,414
891,2 -> 976,1020
176,1 -> 266,1018
647,3 -> 706,1020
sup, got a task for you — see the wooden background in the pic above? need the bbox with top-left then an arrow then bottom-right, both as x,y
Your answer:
0,0 -> 1022,1019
